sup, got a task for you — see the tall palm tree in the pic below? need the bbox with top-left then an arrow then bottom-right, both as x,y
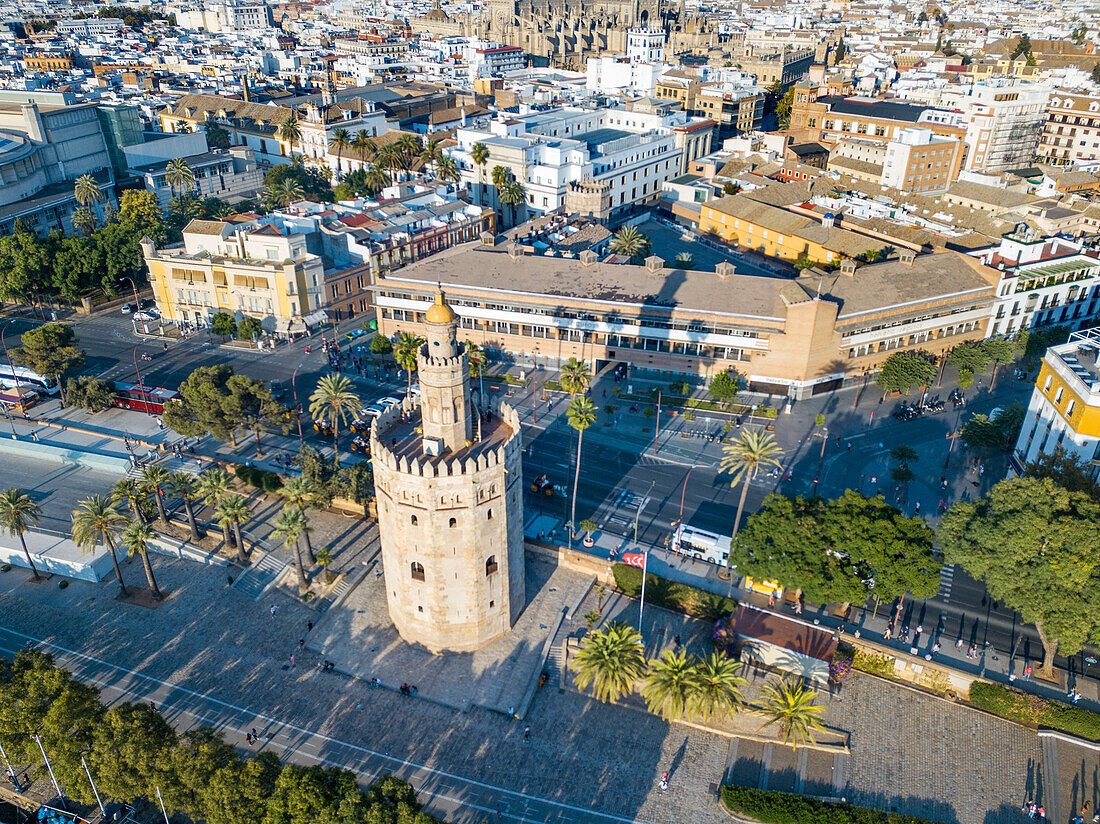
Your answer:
470,141 -> 489,201
214,494 -> 251,566
140,465 -> 172,525
435,155 -> 459,184
0,488 -> 42,580
280,477 -> 319,565
690,652 -> 747,721
263,179 -> 304,211
376,143 -> 403,179
71,496 -> 131,597
499,179 -> 527,228
197,468 -> 234,543
567,396 -> 597,543
419,138 -> 443,174
167,471 -> 204,542
609,225 -> 650,259
641,648 -> 700,721
353,132 -> 378,169
571,621 -> 646,704
756,677 -> 827,750
270,507 -> 309,595
397,133 -> 423,178
165,158 -> 196,199
74,174 -> 103,207
309,373 -> 362,469
314,546 -> 334,584
560,357 -> 591,397
364,163 -> 390,195
279,112 -> 302,160
111,478 -> 147,524
121,522 -> 162,600
491,164 -> 510,189
72,207 -> 97,237
719,428 -> 784,572
329,127 -> 351,175
392,332 -> 425,400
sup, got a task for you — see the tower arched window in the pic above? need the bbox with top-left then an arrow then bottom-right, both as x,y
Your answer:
411,562 -> 425,581
486,555 -> 498,575
449,517 -> 457,527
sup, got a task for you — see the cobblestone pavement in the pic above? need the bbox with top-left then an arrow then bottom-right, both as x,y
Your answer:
0,558 -> 1045,824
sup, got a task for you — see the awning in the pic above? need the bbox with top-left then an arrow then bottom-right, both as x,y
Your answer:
303,309 -> 329,329
275,318 -> 307,334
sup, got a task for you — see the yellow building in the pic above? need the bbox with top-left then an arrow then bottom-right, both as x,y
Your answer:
141,218 -> 327,338
1013,328 -> 1100,476
699,195 -> 873,265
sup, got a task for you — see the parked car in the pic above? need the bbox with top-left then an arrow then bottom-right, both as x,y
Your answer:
120,304 -> 135,314
378,396 -> 400,408
132,312 -> 157,322
269,381 -> 286,400
363,403 -> 386,418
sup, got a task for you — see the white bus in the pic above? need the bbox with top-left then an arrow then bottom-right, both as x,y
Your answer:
0,364 -> 60,396
670,523 -> 731,565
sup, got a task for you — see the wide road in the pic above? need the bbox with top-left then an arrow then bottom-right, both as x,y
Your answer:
0,625 -> 651,824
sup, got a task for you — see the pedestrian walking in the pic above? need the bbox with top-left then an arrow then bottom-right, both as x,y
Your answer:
523,726 -> 530,743
290,654 -> 296,668
1024,664 -> 1033,680
251,728 -> 258,739
356,701 -> 362,711
914,500 -> 921,515
246,733 -> 252,745
270,605 -> 278,617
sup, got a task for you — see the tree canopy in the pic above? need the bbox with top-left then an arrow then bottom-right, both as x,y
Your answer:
708,369 -> 742,405
875,351 -> 936,395
10,323 -> 85,396
938,477 -> 1100,672
960,402 -> 1024,452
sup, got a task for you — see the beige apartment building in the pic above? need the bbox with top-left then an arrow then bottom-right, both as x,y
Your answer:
1037,91 -> 1100,167
372,240 -> 999,398
142,219 -> 327,336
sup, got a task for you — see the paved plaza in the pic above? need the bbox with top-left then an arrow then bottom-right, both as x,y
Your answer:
309,557 -> 593,713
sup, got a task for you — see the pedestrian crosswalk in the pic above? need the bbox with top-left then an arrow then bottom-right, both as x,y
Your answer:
937,564 -> 956,601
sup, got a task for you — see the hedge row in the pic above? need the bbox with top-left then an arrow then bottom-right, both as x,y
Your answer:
968,682 -> 1100,741
611,563 -> 736,620
234,464 -> 284,493
721,785 -> 941,824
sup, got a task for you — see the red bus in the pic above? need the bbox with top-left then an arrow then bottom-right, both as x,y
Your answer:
112,382 -> 180,415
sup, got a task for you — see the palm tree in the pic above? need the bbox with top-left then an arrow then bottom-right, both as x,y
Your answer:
121,522 -> 162,599
214,494 -> 252,566
690,652 -> 747,721
74,174 -> 103,207
719,428 -> 783,572
279,112 -> 302,160
609,225 -> 650,259
111,478 -> 147,524
197,467 -> 234,542
140,465 -> 172,525
329,127 -> 351,175
560,357 -> 591,397
567,396 -> 597,544
263,179 -> 304,210
435,155 -> 459,184
353,132 -> 377,169
71,496 -> 131,597
756,677 -> 827,750
364,163 -> 391,195
167,471 -> 204,542
165,158 -> 196,199
314,546 -> 334,584
419,138 -> 444,175
571,621 -> 646,704
641,648 -> 700,721
0,488 -> 42,580
392,332 -> 425,400
72,207 -> 97,237
499,179 -> 527,228
491,165 -> 510,189
270,507 -> 310,595
309,373 -> 362,469
376,144 -> 403,180
397,133 -> 423,178
470,141 -> 489,201
280,477 -> 319,565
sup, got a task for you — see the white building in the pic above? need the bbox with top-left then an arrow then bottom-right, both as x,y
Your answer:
466,43 -> 525,79
54,18 -> 126,36
627,28 -> 665,63
939,80 -> 1051,173
880,126 -> 965,193
586,55 -> 666,95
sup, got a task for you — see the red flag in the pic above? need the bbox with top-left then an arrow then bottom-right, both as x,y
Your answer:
621,552 -> 646,569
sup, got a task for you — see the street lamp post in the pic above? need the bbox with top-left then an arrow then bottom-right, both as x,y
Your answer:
132,344 -> 151,412
121,276 -> 147,335
633,479 -> 657,549
290,362 -> 305,445
1,319 -> 23,395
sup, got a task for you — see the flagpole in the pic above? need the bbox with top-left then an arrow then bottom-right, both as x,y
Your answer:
639,551 -> 647,631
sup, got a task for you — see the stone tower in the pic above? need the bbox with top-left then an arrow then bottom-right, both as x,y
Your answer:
370,291 -> 526,653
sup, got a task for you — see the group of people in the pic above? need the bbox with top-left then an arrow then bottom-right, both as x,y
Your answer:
399,683 -> 418,697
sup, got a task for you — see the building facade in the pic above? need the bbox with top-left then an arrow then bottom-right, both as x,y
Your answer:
1013,327 -> 1100,477
132,147 -> 264,207
142,218 -> 327,336
880,127 -> 966,194
1037,91 -> 1100,167
370,292 -> 526,653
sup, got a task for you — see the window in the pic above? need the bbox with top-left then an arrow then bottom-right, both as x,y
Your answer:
1055,387 -> 1064,404
411,562 -> 425,581
1067,399 -> 1076,417
1044,375 -> 1053,392
487,508 -> 493,520
449,517 -> 457,527
411,515 -> 418,525
486,555 -> 498,575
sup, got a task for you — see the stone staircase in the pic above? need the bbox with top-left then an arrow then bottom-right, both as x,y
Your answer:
231,551 -> 287,600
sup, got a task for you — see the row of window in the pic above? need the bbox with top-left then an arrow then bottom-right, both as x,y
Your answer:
410,556 -> 498,582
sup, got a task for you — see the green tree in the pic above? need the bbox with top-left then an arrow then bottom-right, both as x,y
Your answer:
112,478 -> 148,524
0,223 -> 55,303
97,221 -> 148,285
168,727 -> 238,819
960,403 -> 1024,452
719,428 -> 783,571
225,374 -> 286,458
875,351 -> 936,395
202,751 -> 281,824
197,467 -> 234,514
608,224 -> 651,259
168,470 -> 205,542
309,373 -> 362,469
71,495 -> 131,597
118,188 -> 167,244
981,337 -> 1015,387
392,332 -> 425,400
353,131 -> 378,167
559,357 -> 592,396
499,178 -> 527,228
54,235 -> 106,299
471,142 -> 490,194
0,488 -> 42,579
271,506 -> 310,595
204,116 -> 231,151
948,341 -> 990,376
279,113 -> 302,159
281,476 -> 320,564
939,476 -> 1100,675
708,369 -> 741,406
87,702 -> 178,803
329,127 -> 351,175
567,396 -> 598,541
755,677 -> 826,749
265,764 -> 369,824
1023,446 -> 1100,499
10,322 -> 85,404
72,206 -> 97,237
65,375 -> 114,412
641,648 -> 699,721
140,464 -> 172,524
1092,62 -> 1100,84
314,546 -> 335,584
165,158 -> 196,198
120,521 -> 162,599
1010,34 -> 1032,60
214,494 -> 251,566
369,332 -> 392,355
775,88 -> 795,129
436,155 -> 459,183
570,621 -> 646,703
74,173 -> 103,207
691,652 -> 747,720
163,364 -> 239,443
210,311 -> 237,338
237,315 -> 262,341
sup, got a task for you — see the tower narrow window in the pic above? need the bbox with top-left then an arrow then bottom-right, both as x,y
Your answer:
486,555 -> 498,575
411,562 -> 425,581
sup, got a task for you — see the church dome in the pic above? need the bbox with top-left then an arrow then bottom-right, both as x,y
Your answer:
425,290 -> 458,323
